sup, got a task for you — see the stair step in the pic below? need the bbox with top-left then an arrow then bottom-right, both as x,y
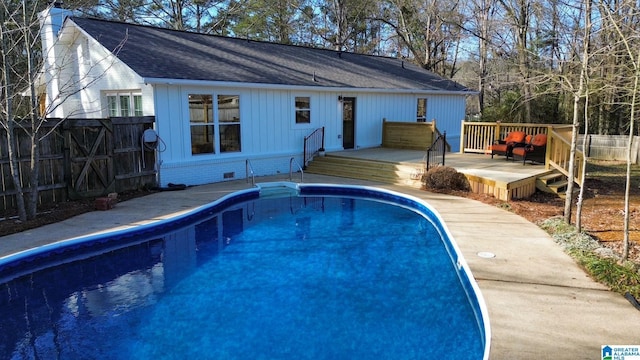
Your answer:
538,172 -> 564,184
557,186 -> 580,199
306,155 -> 424,188
547,180 -> 568,192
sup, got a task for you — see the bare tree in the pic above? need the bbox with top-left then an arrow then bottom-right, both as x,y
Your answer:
463,0 -> 497,115
495,0 -> 533,122
1,1 -> 122,221
597,0 -> 640,260
570,0 -> 592,228
376,0 -> 464,76
0,0 -> 44,221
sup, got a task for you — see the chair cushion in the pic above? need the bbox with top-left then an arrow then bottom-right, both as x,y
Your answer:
512,147 -> 527,156
490,144 -> 509,152
531,134 -> 547,147
504,131 -> 527,144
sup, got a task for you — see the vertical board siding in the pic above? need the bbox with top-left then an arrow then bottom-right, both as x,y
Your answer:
48,25 -> 153,119
154,86 -> 468,186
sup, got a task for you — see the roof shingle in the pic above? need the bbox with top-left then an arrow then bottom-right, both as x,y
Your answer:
70,17 -> 470,92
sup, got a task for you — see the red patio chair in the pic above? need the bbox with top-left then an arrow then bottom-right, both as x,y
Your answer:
512,133 -> 547,164
489,131 -> 527,159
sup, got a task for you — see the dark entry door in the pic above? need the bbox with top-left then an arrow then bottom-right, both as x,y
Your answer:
342,97 -> 355,149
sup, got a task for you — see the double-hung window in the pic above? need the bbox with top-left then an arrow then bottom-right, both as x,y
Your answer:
417,98 -> 427,122
106,92 -> 143,117
295,97 -> 311,124
218,95 -> 241,153
188,93 -> 241,155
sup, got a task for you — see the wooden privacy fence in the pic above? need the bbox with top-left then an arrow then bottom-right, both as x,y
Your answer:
382,119 -> 437,150
0,116 -> 157,212
578,135 -> 640,163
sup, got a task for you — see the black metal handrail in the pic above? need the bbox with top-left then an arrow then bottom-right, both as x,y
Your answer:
425,132 -> 446,171
303,126 -> 325,168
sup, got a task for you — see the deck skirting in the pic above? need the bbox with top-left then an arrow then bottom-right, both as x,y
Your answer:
305,149 -> 549,201
463,174 -> 538,201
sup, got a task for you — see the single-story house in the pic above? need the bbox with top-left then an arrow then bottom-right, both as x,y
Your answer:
39,5 -> 474,187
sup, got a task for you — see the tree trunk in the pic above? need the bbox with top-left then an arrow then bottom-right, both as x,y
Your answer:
622,50 -> 639,260
563,99 -> 579,224
1,9 -> 27,221
25,0 -> 40,220
575,0 -> 592,232
477,0 -> 490,115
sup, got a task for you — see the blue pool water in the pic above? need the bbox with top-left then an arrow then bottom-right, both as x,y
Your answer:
0,184 -> 489,359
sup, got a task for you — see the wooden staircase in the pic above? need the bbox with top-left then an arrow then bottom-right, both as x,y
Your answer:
305,154 -> 425,189
536,170 -> 579,199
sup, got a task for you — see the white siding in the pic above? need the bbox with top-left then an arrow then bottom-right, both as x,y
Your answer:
427,94 -> 466,151
47,25 -> 154,119
153,87 -> 466,186
52,22 -> 467,186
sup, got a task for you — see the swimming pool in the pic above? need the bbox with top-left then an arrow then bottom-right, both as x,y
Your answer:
0,183 -> 490,359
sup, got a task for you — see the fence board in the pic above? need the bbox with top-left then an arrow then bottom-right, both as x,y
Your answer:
382,119 -> 435,150
578,135 -> 640,163
0,116 -> 156,212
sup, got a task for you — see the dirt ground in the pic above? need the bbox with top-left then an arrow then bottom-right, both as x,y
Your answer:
448,161 -> 640,264
0,162 -> 638,264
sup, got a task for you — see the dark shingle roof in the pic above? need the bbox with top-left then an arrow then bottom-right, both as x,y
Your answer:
70,17 -> 470,92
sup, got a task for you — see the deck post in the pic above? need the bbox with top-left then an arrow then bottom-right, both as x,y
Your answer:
382,118 -> 387,146
459,119 -> 465,154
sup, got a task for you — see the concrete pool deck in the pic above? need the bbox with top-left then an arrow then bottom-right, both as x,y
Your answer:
1,174 -> 639,359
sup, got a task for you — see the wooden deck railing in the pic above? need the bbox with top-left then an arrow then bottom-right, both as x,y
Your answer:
460,121 -> 552,154
547,126 -> 584,187
460,121 -> 584,187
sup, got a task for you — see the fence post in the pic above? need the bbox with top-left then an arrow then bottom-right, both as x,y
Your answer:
442,132 -> 446,166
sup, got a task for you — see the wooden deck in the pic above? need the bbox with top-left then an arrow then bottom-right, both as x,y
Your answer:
306,148 -> 553,201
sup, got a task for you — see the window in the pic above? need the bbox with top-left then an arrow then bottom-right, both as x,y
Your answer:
189,94 -> 214,154
188,93 -> 241,155
106,92 -> 143,117
295,97 -> 311,124
417,98 -> 427,122
218,95 -> 241,153
119,95 -> 130,116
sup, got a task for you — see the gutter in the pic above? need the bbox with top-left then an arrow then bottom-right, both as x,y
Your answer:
141,77 -> 479,96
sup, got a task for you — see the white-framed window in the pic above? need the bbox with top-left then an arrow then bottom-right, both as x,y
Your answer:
188,93 -> 241,155
106,92 -> 143,117
417,98 -> 427,122
295,96 -> 311,124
